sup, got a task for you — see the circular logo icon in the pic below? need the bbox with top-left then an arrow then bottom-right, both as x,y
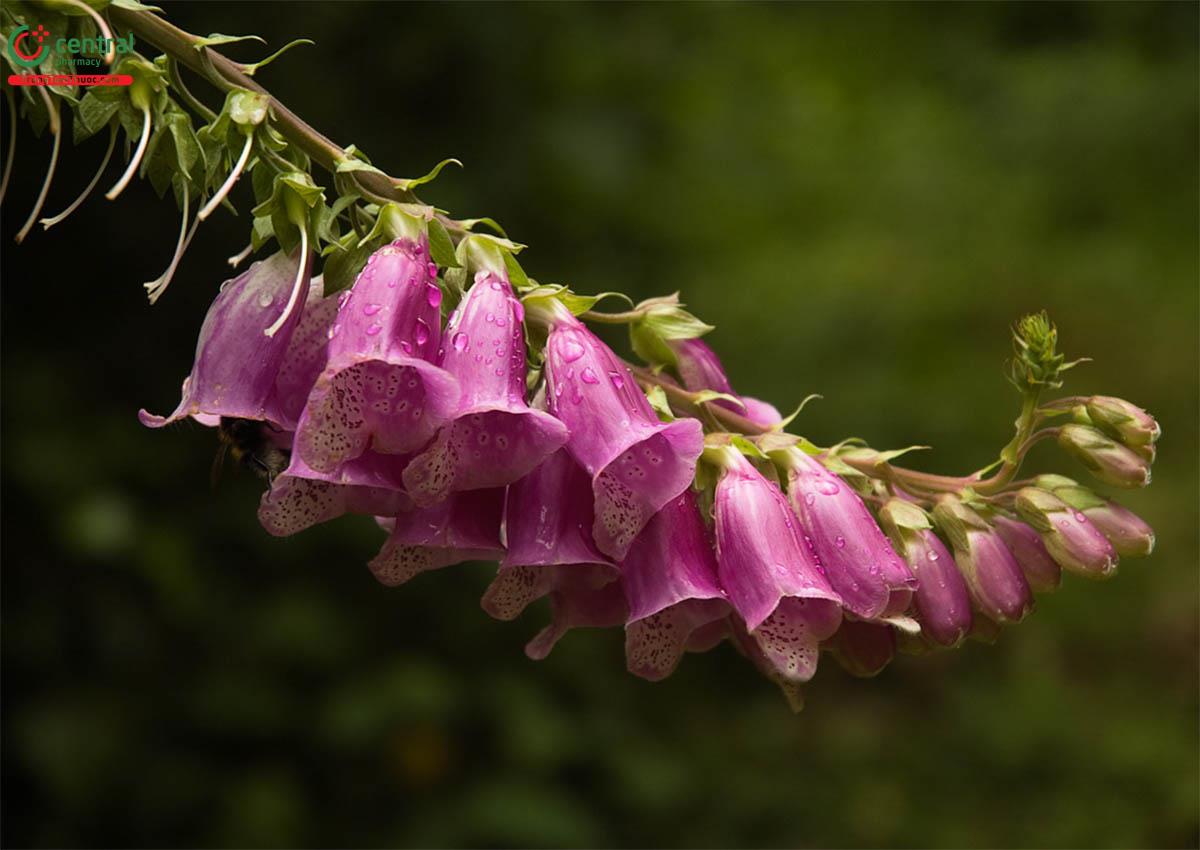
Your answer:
8,24 -> 50,69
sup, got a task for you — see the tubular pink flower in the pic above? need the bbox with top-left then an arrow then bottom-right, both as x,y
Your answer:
933,496 -> 1033,625
139,250 -> 314,430
992,515 -> 1063,593
621,491 -> 729,682
878,499 -> 974,647
1083,501 -> 1155,558
782,450 -> 916,620
367,487 -> 505,587
293,238 -> 460,474
828,620 -> 896,678
481,449 -> 617,621
544,310 -> 703,559
402,270 -> 567,506
524,574 -> 629,661
258,449 -> 413,537
668,338 -> 782,427
713,448 -> 843,683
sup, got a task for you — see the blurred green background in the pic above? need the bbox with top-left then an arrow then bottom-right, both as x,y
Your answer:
3,2 -> 1197,847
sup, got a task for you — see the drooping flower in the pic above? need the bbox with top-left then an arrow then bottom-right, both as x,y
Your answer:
932,496 -> 1033,625
878,499 -> 973,647
523,574 -> 629,661
622,490 -> 729,681
1057,424 -> 1151,488
992,515 -> 1063,592
367,487 -> 505,587
402,270 -> 567,506
1014,487 -> 1118,579
667,337 -> 782,428
481,448 -> 617,621
293,237 -> 460,475
1034,474 -> 1156,557
827,620 -> 896,678
712,447 -> 843,683
780,449 -> 916,620
543,307 -> 703,559
139,250 -> 315,430
258,449 -> 413,537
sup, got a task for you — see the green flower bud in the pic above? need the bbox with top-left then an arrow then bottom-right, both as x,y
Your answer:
1085,396 -> 1160,448
1058,424 -> 1151,488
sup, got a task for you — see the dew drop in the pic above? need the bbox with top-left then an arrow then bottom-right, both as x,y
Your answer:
609,371 -> 625,389
257,290 -> 274,308
495,316 -> 506,327
426,283 -> 443,308
1074,511 -> 1087,522
804,493 -> 816,506
490,280 -> 503,291
363,302 -> 383,316
561,340 -> 585,362
427,262 -> 438,279
452,332 -> 469,352
816,479 -> 841,496
475,354 -> 483,363
927,549 -> 940,562
486,312 -> 495,323
366,323 -> 383,336
581,367 -> 599,385
835,535 -> 846,549
495,368 -> 504,376
415,319 -> 430,345
400,340 -> 413,354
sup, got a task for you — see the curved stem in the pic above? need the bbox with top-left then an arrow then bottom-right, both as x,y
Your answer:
105,103 -> 151,201
227,242 -> 254,268
144,180 -> 192,304
59,0 -> 117,64
264,229 -> 309,338
14,88 -> 61,244
41,125 -> 117,229
198,131 -> 253,220
581,309 -> 644,325
0,88 -> 16,205
626,362 -> 769,435
166,57 -> 217,122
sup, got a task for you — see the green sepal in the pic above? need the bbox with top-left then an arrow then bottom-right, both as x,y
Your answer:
193,33 -> 267,50
356,201 -> 429,248
72,91 -> 119,143
692,390 -> 744,409
393,157 -> 462,192
773,394 -> 824,431
252,170 -> 324,253
239,39 -> 314,76
228,90 -> 269,127
645,386 -> 675,422
322,232 -> 381,297
459,217 -> 507,237
427,218 -> 460,269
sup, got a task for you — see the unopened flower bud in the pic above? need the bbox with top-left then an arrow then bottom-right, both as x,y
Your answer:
1085,396 -> 1160,448
1014,487 -> 1117,579
992,515 -> 1062,593
1058,424 -> 1151,488
1033,475 -> 1155,557
932,497 -> 1033,625
878,499 -> 972,647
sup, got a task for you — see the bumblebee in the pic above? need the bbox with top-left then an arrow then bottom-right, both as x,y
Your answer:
212,417 -> 290,486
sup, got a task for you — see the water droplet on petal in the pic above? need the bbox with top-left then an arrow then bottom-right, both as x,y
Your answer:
816,479 -> 840,496
363,302 -> 383,316
1074,511 -> 1087,522
426,283 -> 443,307
581,367 -> 599,385
486,312 -> 495,323
490,280 -> 503,291
257,291 -> 274,308
452,332 -> 469,352
415,319 -> 430,345
427,262 -> 438,279
804,493 -> 816,506
561,340 -> 585,362
401,340 -> 413,354
609,371 -> 625,389
366,323 -> 383,336
927,549 -> 940,562
835,535 -> 846,549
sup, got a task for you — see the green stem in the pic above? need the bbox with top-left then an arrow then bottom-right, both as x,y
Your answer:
625,363 -> 770,436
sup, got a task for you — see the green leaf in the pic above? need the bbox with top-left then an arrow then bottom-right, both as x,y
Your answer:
335,157 -> 387,178
427,218 -> 460,269
323,234 -> 381,297
250,215 -> 274,251
644,306 -> 715,340
194,33 -> 268,50
630,319 -> 678,369
111,0 -> 164,10
240,39 -> 315,76
394,157 -> 462,191
73,92 -> 119,144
